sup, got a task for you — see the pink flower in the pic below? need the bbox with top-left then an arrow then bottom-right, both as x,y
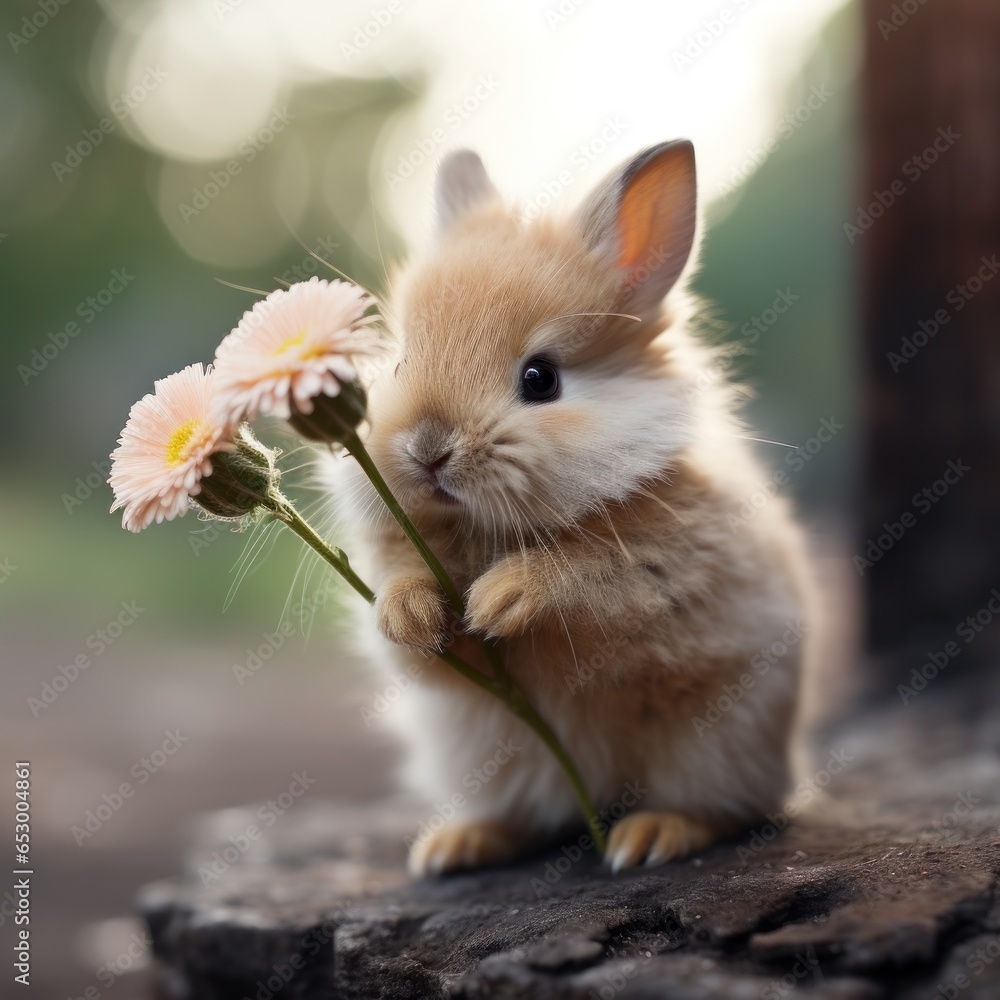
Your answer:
212,276 -> 375,425
109,363 -> 234,532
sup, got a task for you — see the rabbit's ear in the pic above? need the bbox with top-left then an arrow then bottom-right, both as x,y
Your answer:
435,150 -> 501,234
576,140 -> 697,315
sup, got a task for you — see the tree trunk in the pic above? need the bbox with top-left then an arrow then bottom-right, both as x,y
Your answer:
861,0 -> 1000,680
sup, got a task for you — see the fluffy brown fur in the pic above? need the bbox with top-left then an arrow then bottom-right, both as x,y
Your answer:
329,142 -> 814,875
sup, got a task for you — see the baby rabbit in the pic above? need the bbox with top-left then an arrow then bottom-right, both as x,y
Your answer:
335,140 -> 813,875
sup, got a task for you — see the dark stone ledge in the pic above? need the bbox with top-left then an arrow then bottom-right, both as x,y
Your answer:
140,682 -> 1000,999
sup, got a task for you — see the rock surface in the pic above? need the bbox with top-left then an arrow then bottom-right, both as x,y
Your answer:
140,683 -> 1000,999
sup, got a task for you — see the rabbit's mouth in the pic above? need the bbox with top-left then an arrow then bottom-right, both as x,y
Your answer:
429,481 -> 460,506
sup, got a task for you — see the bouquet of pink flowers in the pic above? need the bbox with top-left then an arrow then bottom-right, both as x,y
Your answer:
108,275 -> 604,853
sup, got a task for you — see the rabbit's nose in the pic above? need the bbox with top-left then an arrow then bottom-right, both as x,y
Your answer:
408,446 -> 453,484
406,437 -> 459,503
406,420 -> 454,468
425,449 -> 453,473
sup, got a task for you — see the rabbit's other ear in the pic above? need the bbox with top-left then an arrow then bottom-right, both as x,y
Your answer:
435,150 -> 501,234
575,140 -> 698,316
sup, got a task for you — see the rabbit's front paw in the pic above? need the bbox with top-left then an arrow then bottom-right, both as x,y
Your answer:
606,811 -> 717,871
465,558 -> 545,638
375,575 -> 448,650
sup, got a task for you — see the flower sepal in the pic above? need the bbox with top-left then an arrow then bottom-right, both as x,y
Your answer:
195,429 -> 279,520
287,381 -> 368,445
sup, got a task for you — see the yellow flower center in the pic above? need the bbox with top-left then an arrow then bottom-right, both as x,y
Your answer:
273,333 -> 304,354
272,331 -> 323,359
165,419 -> 202,466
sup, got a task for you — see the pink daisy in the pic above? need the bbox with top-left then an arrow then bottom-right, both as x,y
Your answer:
109,363 -> 235,533
212,276 -> 375,425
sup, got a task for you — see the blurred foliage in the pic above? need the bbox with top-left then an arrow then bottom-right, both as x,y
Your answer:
697,1 -> 859,518
0,0 -> 856,634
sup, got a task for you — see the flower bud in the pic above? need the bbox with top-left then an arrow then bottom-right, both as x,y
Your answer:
195,430 -> 278,519
288,381 -> 367,445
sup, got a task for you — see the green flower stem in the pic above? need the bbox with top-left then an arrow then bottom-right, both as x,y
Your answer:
265,489 -> 606,853
270,494 -> 374,604
484,636 -> 514,689
434,649 -> 505,699
342,431 -> 465,617
507,691 -> 608,852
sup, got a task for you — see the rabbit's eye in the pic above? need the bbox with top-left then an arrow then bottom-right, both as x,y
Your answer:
520,358 -> 560,403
